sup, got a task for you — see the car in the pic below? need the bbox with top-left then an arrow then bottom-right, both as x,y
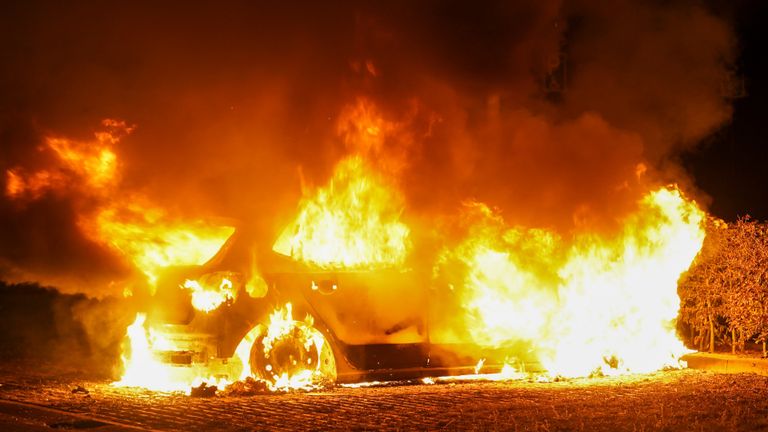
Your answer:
138,227 -> 530,389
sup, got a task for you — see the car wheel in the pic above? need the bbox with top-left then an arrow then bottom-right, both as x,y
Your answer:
233,305 -> 336,389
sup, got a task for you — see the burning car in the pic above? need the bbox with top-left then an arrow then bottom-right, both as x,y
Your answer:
121,226 -> 514,392
107,99 -> 705,393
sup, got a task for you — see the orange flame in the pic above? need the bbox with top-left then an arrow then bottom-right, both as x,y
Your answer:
4,119 -> 129,200
80,196 -> 234,287
5,119 -> 234,291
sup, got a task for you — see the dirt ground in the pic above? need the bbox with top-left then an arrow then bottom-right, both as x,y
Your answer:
1,364 -> 767,432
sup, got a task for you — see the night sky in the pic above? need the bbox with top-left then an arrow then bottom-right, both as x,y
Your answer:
683,0 -> 768,221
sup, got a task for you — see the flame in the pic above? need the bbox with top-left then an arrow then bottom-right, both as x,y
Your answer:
4,119 -> 128,200
434,202 -> 562,347
437,186 -> 704,378
232,303 -> 335,391
474,358 -> 486,374
541,187 -> 704,376
437,362 -> 527,382
4,169 -> 64,199
18,115 -> 705,388
273,156 -> 410,269
45,134 -> 119,191
80,197 -> 234,287
114,313 -> 231,394
273,98 -> 413,269
5,119 -> 233,291
181,274 -> 237,313
344,361 -> 526,388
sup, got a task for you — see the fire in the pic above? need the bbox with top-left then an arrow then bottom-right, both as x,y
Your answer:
4,169 -> 63,199
181,273 -> 238,312
436,186 -> 704,378
45,131 -> 120,191
82,196 -> 234,288
273,156 -> 410,269
273,98 -> 413,269
40,114 -> 704,391
4,119 -> 127,200
541,187 -> 704,376
432,362 -> 527,383
233,303 -> 336,391
5,119 -> 234,291
114,313 -> 231,393
435,202 -> 561,347
115,304 -> 335,394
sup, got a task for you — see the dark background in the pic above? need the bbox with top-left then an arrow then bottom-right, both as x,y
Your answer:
682,0 -> 768,221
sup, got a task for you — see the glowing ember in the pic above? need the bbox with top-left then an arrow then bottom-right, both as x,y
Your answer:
181,273 -> 238,312
436,186 -> 704,378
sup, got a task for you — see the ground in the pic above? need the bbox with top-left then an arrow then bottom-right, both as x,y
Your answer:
1,363 -> 768,432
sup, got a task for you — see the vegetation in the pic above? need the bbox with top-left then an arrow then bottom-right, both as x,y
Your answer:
679,217 -> 768,356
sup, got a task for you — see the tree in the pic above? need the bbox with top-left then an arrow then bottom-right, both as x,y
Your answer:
680,217 -> 768,355
679,218 -> 729,353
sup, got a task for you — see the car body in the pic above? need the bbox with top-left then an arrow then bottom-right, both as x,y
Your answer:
144,229 -> 532,384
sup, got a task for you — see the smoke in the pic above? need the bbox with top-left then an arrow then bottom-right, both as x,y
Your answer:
0,0 -> 734,295
0,281 -> 134,376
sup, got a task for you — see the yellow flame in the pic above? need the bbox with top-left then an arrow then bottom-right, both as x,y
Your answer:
232,303 -> 335,391
113,313 -> 231,393
82,197 -> 234,287
273,98 -> 413,270
541,187 -> 703,376
273,156 -> 410,269
182,276 -> 237,313
474,358 -> 486,374
438,186 -> 704,378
